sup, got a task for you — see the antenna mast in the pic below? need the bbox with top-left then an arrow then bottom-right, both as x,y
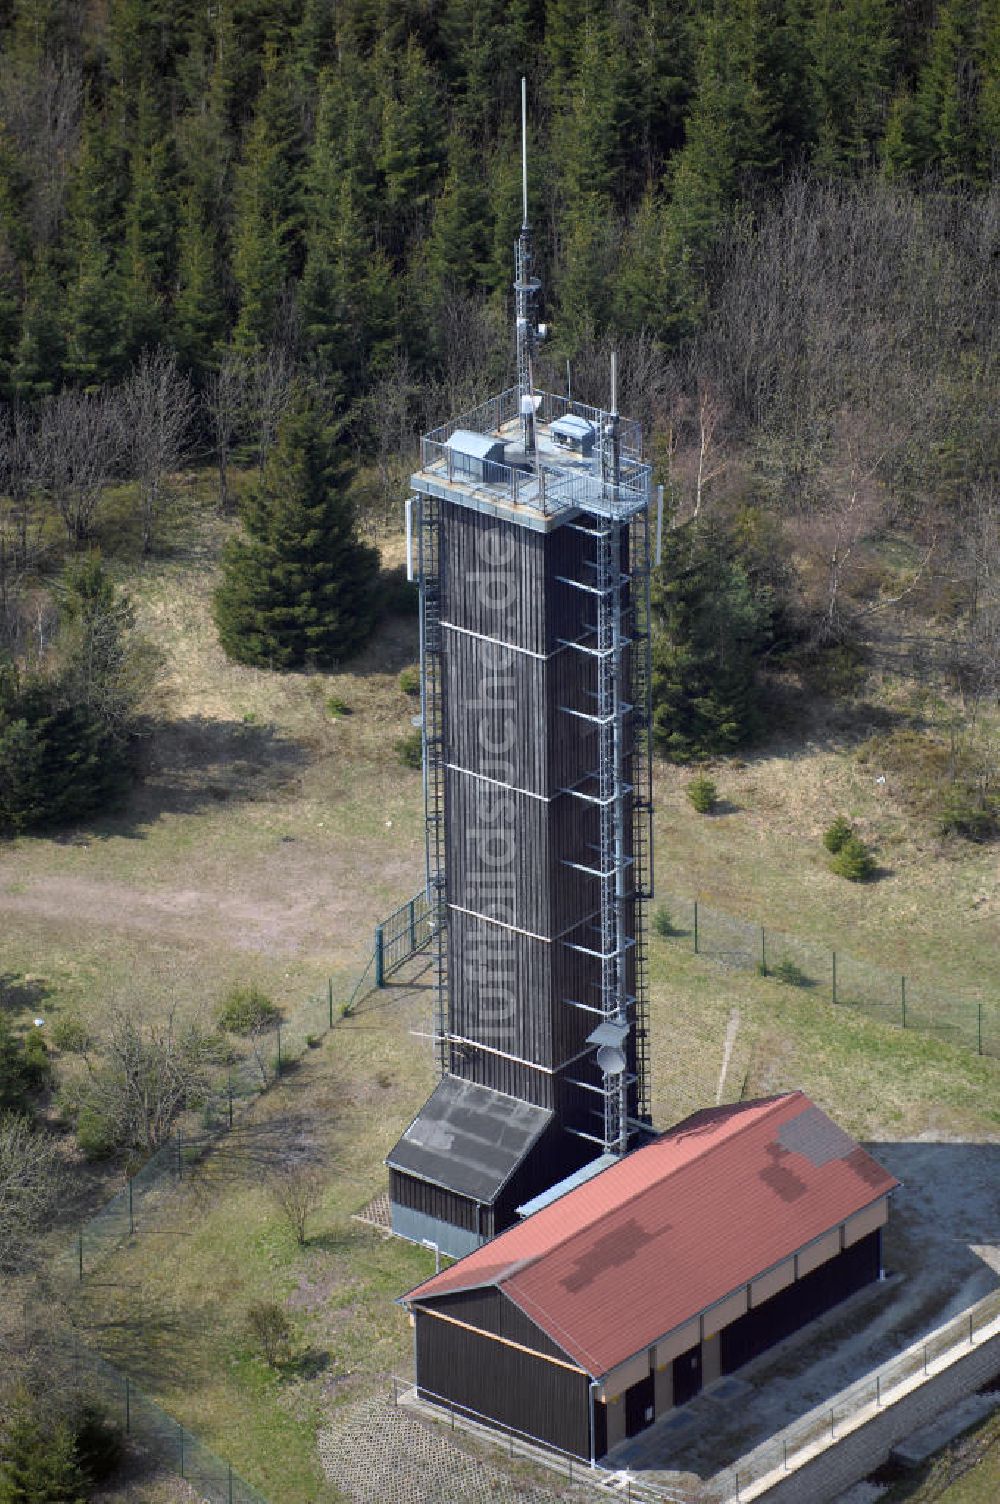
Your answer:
514,77 -> 541,454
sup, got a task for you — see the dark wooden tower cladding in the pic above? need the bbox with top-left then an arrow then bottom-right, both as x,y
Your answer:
440,501 -> 638,1127
388,391 -> 655,1257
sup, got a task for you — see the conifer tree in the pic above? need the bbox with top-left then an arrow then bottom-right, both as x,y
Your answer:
231,49 -> 296,354
10,256 -> 65,398
172,191 -> 226,372
809,0 -> 895,172
213,398 -> 379,669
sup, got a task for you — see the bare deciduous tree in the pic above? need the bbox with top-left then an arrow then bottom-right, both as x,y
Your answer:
0,53 -> 83,245
268,1163 -> 324,1246
118,348 -> 196,556
203,351 -> 250,515
33,389 -> 120,547
69,1009 -> 214,1164
0,1114 -> 68,1273
250,345 -> 297,477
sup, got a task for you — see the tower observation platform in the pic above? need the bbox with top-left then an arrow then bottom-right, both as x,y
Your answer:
387,83 -> 655,1260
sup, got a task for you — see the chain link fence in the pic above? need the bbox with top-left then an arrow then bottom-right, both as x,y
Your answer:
710,1287 -> 1000,1503
39,889 -> 433,1500
52,887 -> 431,1287
7,1329 -> 268,1504
654,893 -> 998,1059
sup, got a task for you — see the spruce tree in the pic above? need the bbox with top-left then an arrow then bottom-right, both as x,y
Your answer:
650,520 -> 774,762
213,398 -> 379,669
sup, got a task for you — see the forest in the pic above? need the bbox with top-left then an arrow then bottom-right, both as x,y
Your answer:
0,0 -> 998,821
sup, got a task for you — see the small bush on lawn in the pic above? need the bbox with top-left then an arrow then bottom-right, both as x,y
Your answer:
823,815 -> 854,853
398,665 -> 420,696
770,957 -> 812,987
325,695 -> 352,718
653,906 -> 677,938
686,775 -> 718,814
936,785 -> 998,843
217,985 -> 281,1035
829,834 -> 875,881
396,731 -> 422,769
245,1301 -> 292,1367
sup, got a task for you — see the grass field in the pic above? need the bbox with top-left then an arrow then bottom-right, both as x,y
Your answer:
2,494 -> 997,1502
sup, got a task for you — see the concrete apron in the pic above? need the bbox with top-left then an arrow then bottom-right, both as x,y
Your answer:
721,1302 -> 1000,1504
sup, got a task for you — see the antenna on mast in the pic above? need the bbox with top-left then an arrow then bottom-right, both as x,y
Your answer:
521,76 -> 529,227
514,77 -> 542,454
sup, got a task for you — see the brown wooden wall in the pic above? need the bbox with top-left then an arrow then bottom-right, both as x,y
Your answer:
414,1302 -> 593,1459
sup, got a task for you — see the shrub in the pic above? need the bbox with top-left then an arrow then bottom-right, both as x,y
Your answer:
245,1301 -> 291,1367
325,695 -> 352,718
823,815 -> 854,853
398,665 -> 420,696
686,775 -> 718,814
75,1101 -> 117,1159
0,1016 -> 50,1113
769,957 -> 812,987
19,1031 -> 51,1092
217,985 -> 281,1036
653,906 -> 677,938
50,1014 -> 92,1054
936,785 -> 998,843
396,730 -> 422,769
829,834 -> 875,882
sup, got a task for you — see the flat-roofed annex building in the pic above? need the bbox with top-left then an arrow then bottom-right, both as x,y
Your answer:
402,1091 -> 898,1462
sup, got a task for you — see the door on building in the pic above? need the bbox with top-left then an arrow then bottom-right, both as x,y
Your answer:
672,1343 -> 703,1406
624,1373 -> 655,1438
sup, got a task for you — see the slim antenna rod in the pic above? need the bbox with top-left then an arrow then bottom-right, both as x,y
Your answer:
521,77 -> 529,226
610,351 -> 618,415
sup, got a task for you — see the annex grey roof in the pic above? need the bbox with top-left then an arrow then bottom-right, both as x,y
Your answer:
386,1075 -> 553,1205
445,429 -> 505,461
551,414 -> 595,443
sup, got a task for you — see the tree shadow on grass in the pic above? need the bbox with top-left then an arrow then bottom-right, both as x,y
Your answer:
76,715 -> 310,840
0,973 -> 51,1015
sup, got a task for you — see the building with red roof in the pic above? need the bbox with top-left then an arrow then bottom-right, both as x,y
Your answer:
402,1091 -> 898,1462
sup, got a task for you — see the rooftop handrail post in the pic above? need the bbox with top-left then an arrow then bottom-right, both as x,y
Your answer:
782,1440 -> 788,1471
876,1375 -> 881,1407
969,1312 -> 974,1345
923,1344 -> 928,1374
409,898 -> 416,951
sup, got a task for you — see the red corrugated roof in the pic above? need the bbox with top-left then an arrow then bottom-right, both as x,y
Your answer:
404,1092 -> 897,1377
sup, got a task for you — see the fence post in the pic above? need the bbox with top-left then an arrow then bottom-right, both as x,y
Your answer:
125,1376 -> 130,1434
978,1003 -> 983,1055
78,1229 -> 84,1282
783,1440 -> 788,1470
760,926 -> 767,975
276,1021 -> 282,1071
876,1376 -> 881,1407
969,1312 -> 975,1345
375,925 -> 386,988
693,900 -> 699,955
228,1462 -> 233,1504
832,951 -> 837,1004
228,1069 -> 234,1129
901,975 -> 907,1028
128,1176 -> 134,1237
328,978 -> 334,1029
178,1423 -> 185,1477
176,1129 -> 183,1180
923,1345 -> 928,1375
